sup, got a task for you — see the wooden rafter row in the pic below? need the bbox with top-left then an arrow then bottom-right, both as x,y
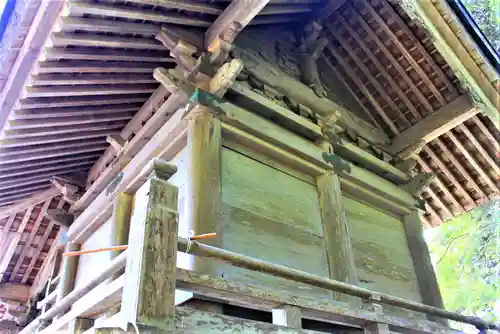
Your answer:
321,0 -> 499,225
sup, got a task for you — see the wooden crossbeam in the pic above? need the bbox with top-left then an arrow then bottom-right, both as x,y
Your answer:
13,104 -> 140,120
18,95 -> 148,109
57,16 -> 160,37
205,0 -> 271,51
389,95 -> 478,154
43,47 -> 173,63
0,144 -> 108,165
30,74 -> 157,86
22,84 -> 156,98
8,113 -> 134,129
4,121 -> 128,139
34,61 -> 165,74
51,32 -> 166,51
0,154 -> 99,175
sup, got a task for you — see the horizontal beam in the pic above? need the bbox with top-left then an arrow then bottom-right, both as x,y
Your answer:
3,121 -> 128,140
22,84 -> 157,98
13,104 -> 141,119
0,283 -> 30,302
0,144 -> 107,165
0,161 -> 96,181
18,94 -> 149,109
0,138 -> 107,156
260,4 -> 312,15
8,113 -> 134,129
34,61 -> 166,74
51,32 -> 166,51
65,2 -> 212,27
42,47 -> 174,63
115,0 -> 222,15
389,95 -> 478,154
29,74 -> 157,86
57,16 -> 160,36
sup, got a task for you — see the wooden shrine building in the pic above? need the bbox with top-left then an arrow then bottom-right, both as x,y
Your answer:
0,0 -> 498,332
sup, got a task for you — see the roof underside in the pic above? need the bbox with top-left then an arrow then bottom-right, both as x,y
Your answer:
0,0 -> 498,292
320,0 -> 499,226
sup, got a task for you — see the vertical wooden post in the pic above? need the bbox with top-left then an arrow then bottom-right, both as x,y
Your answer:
272,305 -> 302,329
55,242 -> 80,316
403,210 -> 446,324
317,171 -> 357,302
121,165 -> 178,330
110,193 -> 133,259
185,106 -> 221,275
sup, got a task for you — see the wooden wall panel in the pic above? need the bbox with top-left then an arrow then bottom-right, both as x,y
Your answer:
343,196 -> 422,304
219,147 -> 331,299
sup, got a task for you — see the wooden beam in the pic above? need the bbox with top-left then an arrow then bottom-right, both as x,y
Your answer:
121,173 -> 178,329
365,323 -> 390,334
43,47 -> 173,63
403,210 -> 446,324
205,0 -> 271,51
65,1 -> 212,27
22,84 -> 156,98
34,61 -> 165,74
317,172 -> 357,303
389,95 -> 478,154
30,73 -> 156,86
57,16 -> 161,37
115,0 -> 222,15
110,193 -> 133,260
106,135 -> 126,151
0,283 -> 30,303
87,86 -> 169,186
56,242 -> 81,315
0,187 -> 59,220
8,113 -> 133,129
46,209 -> 74,228
0,131 -> 117,148
0,0 -> 64,133
18,95 -> 148,109
51,32 -> 166,51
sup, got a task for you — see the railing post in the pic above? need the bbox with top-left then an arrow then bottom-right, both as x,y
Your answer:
121,162 -> 178,330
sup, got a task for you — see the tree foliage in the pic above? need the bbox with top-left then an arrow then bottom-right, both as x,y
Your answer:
463,0 -> 500,53
426,198 -> 499,326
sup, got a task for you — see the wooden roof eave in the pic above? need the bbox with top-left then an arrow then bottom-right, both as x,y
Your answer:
396,0 -> 500,127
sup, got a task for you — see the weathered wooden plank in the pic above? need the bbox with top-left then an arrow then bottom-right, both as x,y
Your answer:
43,47 -> 173,63
18,95 -> 148,109
8,113 -> 133,129
121,177 -> 178,329
173,308 -> 321,333
219,148 -> 331,299
364,323 -> 390,334
185,106 -> 221,275
174,269 -> 454,333
23,84 -> 156,98
57,16 -> 161,36
30,73 -> 157,86
317,172 -> 357,303
389,96 -> 478,154
403,210 -> 446,324
13,104 -> 140,119
345,197 -> 422,309
34,61 -> 165,74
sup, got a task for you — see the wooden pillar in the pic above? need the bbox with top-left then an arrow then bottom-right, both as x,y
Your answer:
121,166 -> 178,330
185,105 -> 221,275
272,305 -> 302,329
55,242 -> 80,316
403,210 -> 446,324
317,171 -> 357,303
110,193 -> 133,259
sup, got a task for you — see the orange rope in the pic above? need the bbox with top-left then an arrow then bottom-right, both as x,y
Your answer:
63,245 -> 128,257
189,232 -> 216,241
62,233 -> 216,256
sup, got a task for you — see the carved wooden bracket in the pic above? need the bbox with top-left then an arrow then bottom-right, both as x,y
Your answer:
299,21 -> 328,97
401,172 -> 435,197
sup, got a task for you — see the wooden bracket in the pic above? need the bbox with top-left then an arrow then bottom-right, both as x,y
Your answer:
299,21 -> 328,97
401,172 -> 435,197
322,152 -> 351,173
106,135 -> 126,151
45,209 -> 74,228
